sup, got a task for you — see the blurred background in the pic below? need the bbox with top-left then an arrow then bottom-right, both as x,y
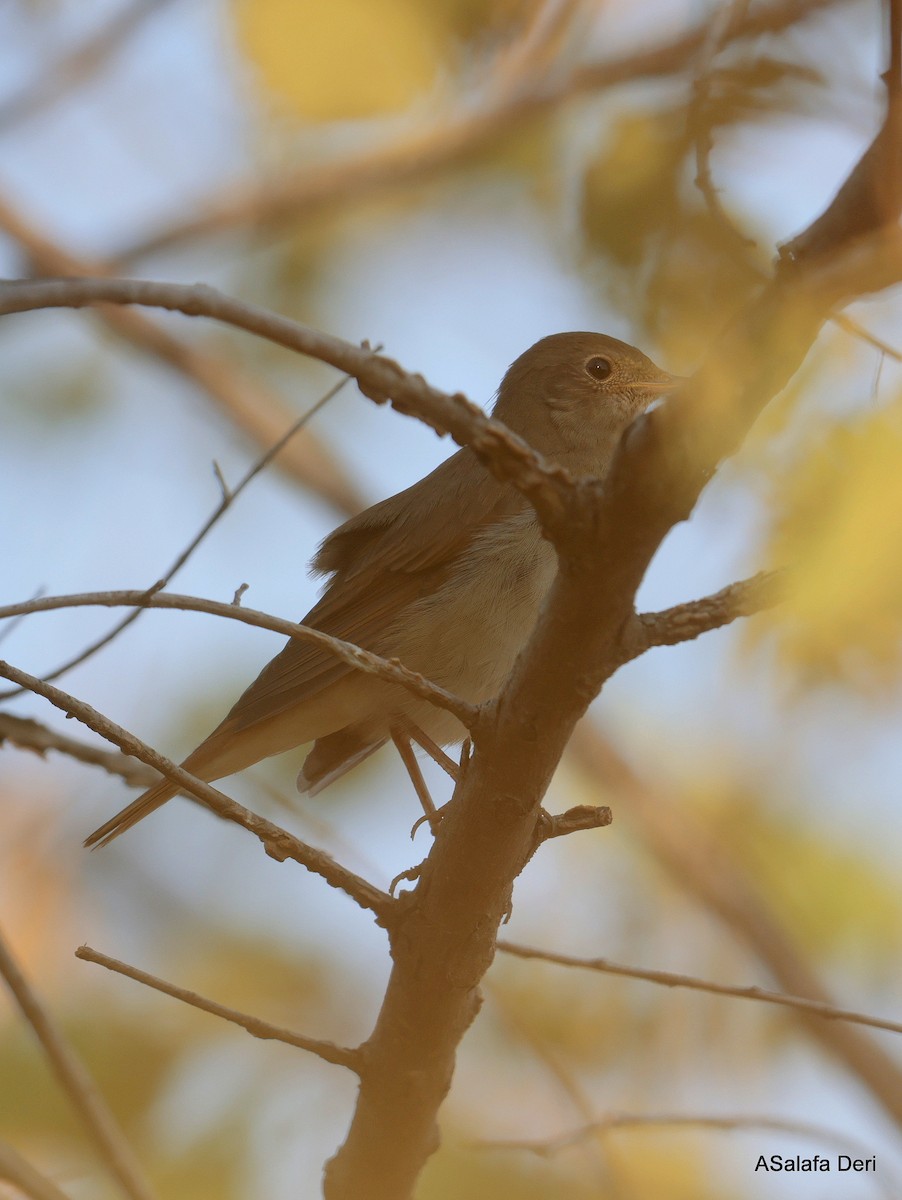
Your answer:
1,0 -> 902,1196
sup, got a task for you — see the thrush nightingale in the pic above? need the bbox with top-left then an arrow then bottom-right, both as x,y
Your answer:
86,332 -> 679,847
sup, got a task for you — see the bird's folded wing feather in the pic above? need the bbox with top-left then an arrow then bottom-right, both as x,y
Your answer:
214,448 -> 525,734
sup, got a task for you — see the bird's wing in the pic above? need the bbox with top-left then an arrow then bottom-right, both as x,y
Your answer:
213,449 -> 523,734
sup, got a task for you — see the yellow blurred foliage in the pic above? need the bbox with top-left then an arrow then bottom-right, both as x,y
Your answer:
757,401 -> 902,690
695,782 -> 902,966
232,0 -> 443,120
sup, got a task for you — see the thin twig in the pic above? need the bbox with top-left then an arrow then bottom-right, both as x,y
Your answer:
0,929 -> 156,1200
0,589 -> 477,729
623,569 -> 783,661
0,660 -> 393,917
497,941 -> 902,1037
75,946 -> 361,1072
0,1139 -> 73,1200
0,367 -> 358,703
0,586 -> 45,648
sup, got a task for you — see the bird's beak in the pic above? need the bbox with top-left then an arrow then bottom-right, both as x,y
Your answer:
629,372 -> 685,412
630,373 -> 686,396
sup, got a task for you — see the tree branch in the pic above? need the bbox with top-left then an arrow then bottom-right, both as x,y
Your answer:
0,276 -> 570,528
75,946 -> 361,1072
0,712 -> 156,787
0,930 -> 156,1200
0,590 -> 476,731
0,659 -> 393,918
624,569 -> 783,660
498,940 -> 902,1037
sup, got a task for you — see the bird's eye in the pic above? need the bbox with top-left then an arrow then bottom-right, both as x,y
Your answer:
585,356 -> 612,381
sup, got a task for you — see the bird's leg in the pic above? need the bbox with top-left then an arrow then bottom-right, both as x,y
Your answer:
395,716 -> 459,781
390,725 -> 440,831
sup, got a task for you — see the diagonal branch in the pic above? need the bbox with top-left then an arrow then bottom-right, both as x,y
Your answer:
0,929 -> 156,1200
0,589 -> 476,730
0,276 -> 569,527
498,940 -> 902,1037
0,659 -> 393,918
76,946 -> 361,1072
0,712 -> 156,787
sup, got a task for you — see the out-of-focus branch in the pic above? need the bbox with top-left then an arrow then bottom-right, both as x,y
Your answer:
498,940 -> 902,1037
0,1140 -> 73,1200
76,946 -> 361,1071
0,0 -> 179,134
0,930 -> 156,1200
569,724 -> 902,1131
0,590 -> 477,729
0,659 -> 393,918
111,0 -> 839,263
479,1113 -> 889,1179
0,196 -> 363,515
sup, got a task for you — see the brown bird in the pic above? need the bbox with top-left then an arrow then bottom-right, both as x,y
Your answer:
86,333 -> 679,847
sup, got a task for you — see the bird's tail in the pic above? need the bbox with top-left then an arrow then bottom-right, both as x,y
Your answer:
84,778 -> 181,849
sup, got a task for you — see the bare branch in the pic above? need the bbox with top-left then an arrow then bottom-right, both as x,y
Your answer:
75,946 -> 361,1072
0,712 -> 156,787
0,1139 -> 73,1200
0,930 -> 156,1200
0,659 -> 393,918
534,805 -> 612,842
622,569 -> 783,660
0,589 -> 477,730
0,276 -> 569,527
498,940 -> 902,1037
0,195 -> 363,516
